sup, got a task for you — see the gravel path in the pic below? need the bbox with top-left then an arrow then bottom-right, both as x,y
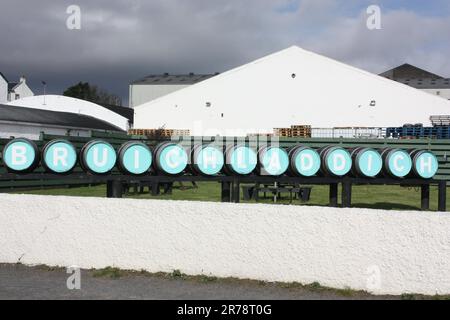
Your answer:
0,264 -> 395,300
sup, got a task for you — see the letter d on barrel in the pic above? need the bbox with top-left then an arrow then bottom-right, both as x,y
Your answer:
320,146 -> 352,177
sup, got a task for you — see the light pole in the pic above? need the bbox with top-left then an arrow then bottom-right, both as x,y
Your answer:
42,81 -> 47,105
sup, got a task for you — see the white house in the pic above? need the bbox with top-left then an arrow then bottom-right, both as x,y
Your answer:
0,73 -> 34,103
134,46 -> 450,136
0,73 -> 7,104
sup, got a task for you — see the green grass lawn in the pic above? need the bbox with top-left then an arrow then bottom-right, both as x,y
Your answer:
14,182 -> 449,211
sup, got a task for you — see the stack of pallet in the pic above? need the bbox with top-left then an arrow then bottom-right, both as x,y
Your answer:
273,125 -> 312,138
129,128 -> 190,137
290,125 -> 312,137
273,128 -> 291,137
430,115 -> 450,127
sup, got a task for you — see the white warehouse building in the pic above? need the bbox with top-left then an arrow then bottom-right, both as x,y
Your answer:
134,46 -> 450,137
129,73 -> 216,108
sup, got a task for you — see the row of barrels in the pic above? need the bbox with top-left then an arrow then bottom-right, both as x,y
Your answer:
0,138 -> 439,179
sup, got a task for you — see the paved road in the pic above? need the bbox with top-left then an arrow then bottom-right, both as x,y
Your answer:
0,264 -> 394,300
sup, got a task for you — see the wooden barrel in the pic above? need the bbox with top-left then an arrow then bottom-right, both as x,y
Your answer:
80,140 -> 117,175
319,146 -> 352,177
117,141 -> 153,175
409,149 -> 439,179
287,146 -> 321,177
153,142 -> 188,176
2,138 -> 40,173
380,148 -> 412,178
350,147 -> 382,178
257,146 -> 289,176
41,139 -> 77,174
190,144 -> 224,176
224,144 -> 257,176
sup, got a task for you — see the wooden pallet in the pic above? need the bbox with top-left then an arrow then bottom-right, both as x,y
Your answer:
274,125 -> 312,138
247,133 -> 274,138
129,129 -> 190,137
273,128 -> 291,137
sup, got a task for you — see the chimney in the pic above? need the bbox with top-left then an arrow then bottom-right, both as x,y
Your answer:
19,76 -> 26,83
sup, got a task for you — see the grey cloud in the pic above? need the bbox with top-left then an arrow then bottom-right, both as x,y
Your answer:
0,1 -> 449,105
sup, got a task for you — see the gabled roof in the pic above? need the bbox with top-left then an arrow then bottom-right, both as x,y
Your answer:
132,73 -> 217,85
134,46 -> 450,134
380,63 -> 444,80
0,72 -> 8,83
99,103 -> 134,124
0,104 -> 124,132
8,82 -> 18,92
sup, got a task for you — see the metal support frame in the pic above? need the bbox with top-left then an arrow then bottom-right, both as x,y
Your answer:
342,180 -> 352,208
221,181 -> 231,202
232,180 -> 241,203
421,184 -> 430,211
438,180 -> 447,212
0,173 -> 446,211
106,180 -> 123,198
329,183 -> 338,207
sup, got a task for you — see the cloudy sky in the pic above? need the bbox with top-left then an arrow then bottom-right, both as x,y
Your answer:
1,0 -> 449,105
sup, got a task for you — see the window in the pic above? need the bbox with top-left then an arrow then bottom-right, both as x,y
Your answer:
437,91 -> 441,96
15,94 -> 20,100
206,102 -> 211,107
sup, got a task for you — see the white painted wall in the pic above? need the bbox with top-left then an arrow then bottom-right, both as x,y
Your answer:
8,79 -> 34,102
421,88 -> 450,100
135,46 -> 450,136
0,121 -> 91,139
8,95 -> 129,131
0,76 -> 7,104
130,84 -> 189,108
1,194 -> 450,296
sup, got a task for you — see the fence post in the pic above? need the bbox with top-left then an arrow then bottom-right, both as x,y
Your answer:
106,180 -> 123,198
421,184 -> 430,211
329,183 -> 338,207
342,180 -> 352,208
221,181 -> 231,202
438,180 -> 447,212
233,180 -> 241,203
